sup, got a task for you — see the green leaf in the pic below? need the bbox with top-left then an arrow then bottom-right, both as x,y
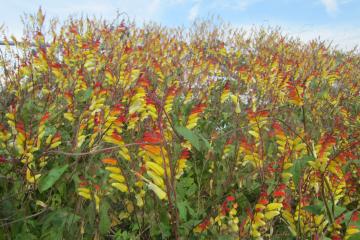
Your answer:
303,204 -> 323,215
333,205 -> 347,218
341,159 -> 360,172
39,164 -> 69,193
83,88 -> 93,101
198,133 -> 211,151
177,201 -> 188,221
99,200 -> 111,235
349,233 -> 360,240
75,88 -> 93,103
175,126 -> 201,151
159,222 -> 171,238
44,126 -> 57,136
40,209 -> 80,238
291,155 -> 314,188
344,210 -> 356,225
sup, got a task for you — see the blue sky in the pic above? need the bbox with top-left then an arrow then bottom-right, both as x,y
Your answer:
0,0 -> 359,50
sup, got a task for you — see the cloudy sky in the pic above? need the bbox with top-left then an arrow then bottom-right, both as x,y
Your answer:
0,0 -> 359,50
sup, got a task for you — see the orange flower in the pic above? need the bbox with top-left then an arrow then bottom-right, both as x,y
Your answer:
102,158 -> 118,165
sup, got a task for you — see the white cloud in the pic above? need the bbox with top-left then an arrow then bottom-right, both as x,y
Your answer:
231,21 -> 359,51
188,1 -> 200,22
319,0 -> 352,15
210,0 -> 263,11
320,0 -> 338,14
290,25 -> 359,50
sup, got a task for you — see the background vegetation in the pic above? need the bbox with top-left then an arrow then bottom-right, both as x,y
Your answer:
0,10 -> 359,239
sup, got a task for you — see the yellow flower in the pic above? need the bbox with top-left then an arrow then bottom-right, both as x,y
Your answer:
26,169 -> 41,183
148,182 -> 167,200
105,166 -> 122,174
109,173 -> 125,183
111,182 -> 128,192
265,210 -> 280,220
266,202 -> 283,211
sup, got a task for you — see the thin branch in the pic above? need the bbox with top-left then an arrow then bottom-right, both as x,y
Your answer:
45,141 -> 162,157
0,208 -> 48,227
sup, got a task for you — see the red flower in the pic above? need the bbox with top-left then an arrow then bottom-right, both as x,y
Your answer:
94,82 -> 102,89
79,181 -> 88,187
40,112 -> 50,125
142,131 -> 162,144
274,184 -> 286,197
226,196 -> 236,202
351,211 -> 359,222
199,218 -> 210,231
180,149 -> 191,159
0,156 -> 7,164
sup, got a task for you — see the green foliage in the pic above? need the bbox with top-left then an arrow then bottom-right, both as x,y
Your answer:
0,9 -> 359,240
39,164 -> 69,193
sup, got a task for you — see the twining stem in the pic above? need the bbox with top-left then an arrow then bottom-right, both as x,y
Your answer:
321,174 -> 334,224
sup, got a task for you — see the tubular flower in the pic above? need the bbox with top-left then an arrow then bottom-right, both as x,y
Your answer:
26,168 -> 41,183
77,184 -> 101,212
64,112 -> 75,122
104,69 -> 115,85
238,138 -> 261,168
143,97 -> 158,121
49,132 -> 62,149
102,158 -> 128,193
186,103 -> 206,129
129,87 -> 146,115
264,202 -> 282,220
76,122 -> 87,148
140,131 -> 169,200
15,122 -> 27,154
287,81 -> 304,106
77,187 -> 91,200
184,90 -> 193,104
153,61 -> 164,81
247,111 -> 268,144
326,160 -> 346,203
128,113 -> 139,130
273,183 -> 286,199
125,68 -> 141,90
104,104 -> 125,134
250,192 -> 269,238
145,161 -> 164,176
232,95 -> 241,113
176,148 -> 190,178
164,85 -> 177,113
309,134 -> 336,172
193,218 -> 211,233
6,110 -> 16,129
89,88 -> 106,113
88,112 -> 102,147
75,78 -> 88,94
291,136 -> 307,153
196,196 -> 239,234
103,130 -> 131,161
282,209 -> 297,236
0,124 -> 11,148
220,82 -> 240,112
222,139 -> 234,160
147,182 -> 167,200
272,122 -> 288,153
37,112 -> 49,147
293,199 -> 323,235
220,82 -> 231,103
63,92 -> 74,121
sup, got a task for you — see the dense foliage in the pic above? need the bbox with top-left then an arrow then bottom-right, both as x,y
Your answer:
0,10 -> 360,239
